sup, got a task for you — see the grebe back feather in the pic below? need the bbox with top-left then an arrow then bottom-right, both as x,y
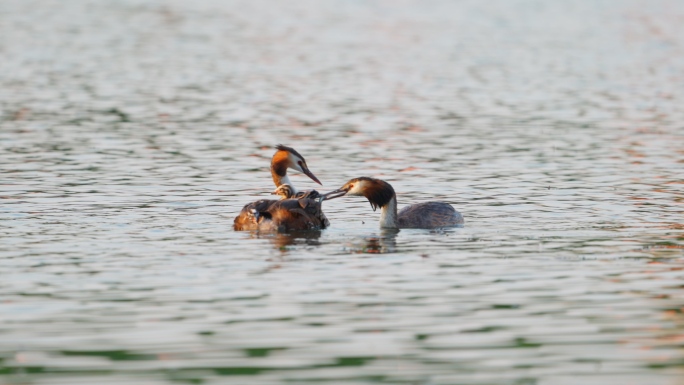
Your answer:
233,194 -> 330,232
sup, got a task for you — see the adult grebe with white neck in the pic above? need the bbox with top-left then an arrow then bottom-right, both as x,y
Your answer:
233,145 -> 330,232
325,177 -> 464,229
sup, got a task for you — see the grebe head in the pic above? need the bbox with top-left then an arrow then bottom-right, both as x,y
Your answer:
326,177 -> 395,211
272,145 -> 322,185
272,184 -> 295,200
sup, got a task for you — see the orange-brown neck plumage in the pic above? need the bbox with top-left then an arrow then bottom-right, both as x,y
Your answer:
270,150 -> 290,187
355,177 -> 396,211
337,177 -> 398,228
361,179 -> 398,228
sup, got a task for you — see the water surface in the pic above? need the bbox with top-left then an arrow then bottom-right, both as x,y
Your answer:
1,1 -> 683,384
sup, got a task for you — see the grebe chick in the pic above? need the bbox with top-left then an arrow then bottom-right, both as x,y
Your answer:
271,183 -> 323,200
233,190 -> 330,232
326,177 -> 464,229
272,184 -> 303,200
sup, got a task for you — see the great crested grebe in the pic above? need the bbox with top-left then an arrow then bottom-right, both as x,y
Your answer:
233,145 -> 329,231
325,177 -> 464,229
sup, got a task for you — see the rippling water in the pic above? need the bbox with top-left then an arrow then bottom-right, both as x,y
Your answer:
2,0 -> 684,384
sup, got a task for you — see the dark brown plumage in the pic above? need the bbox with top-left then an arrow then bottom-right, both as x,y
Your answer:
345,177 -> 395,211
233,191 -> 329,232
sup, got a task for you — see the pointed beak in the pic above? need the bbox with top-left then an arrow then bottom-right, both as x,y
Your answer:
301,166 -> 322,185
321,189 -> 347,201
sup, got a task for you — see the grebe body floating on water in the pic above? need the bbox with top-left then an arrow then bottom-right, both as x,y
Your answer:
234,190 -> 330,231
233,145 -> 330,231
326,177 -> 464,229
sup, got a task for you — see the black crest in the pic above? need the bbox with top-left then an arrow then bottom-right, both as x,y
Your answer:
275,144 -> 306,163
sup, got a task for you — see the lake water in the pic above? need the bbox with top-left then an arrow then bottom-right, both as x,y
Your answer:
1,1 -> 683,384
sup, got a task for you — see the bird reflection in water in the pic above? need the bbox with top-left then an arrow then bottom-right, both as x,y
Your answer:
250,230 -> 323,252
247,229 -> 401,254
347,229 -> 399,254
